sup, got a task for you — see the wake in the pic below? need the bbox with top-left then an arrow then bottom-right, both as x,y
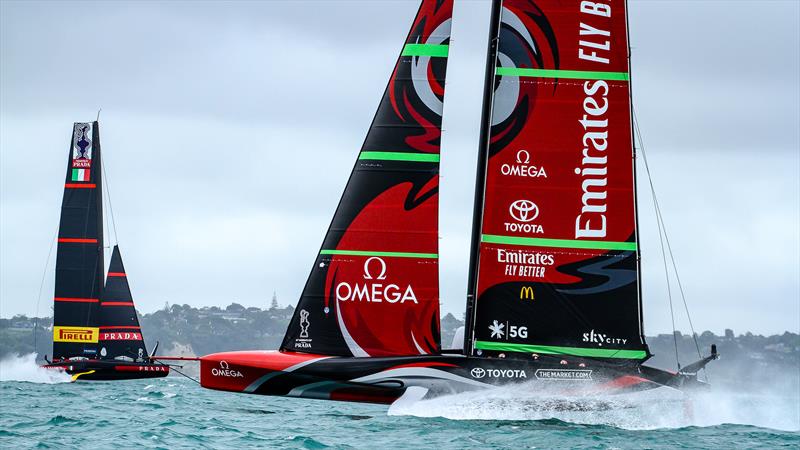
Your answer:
0,353 -> 71,384
389,383 -> 800,431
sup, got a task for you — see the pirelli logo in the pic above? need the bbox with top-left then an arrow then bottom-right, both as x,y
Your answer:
53,326 -> 99,343
520,286 -> 535,300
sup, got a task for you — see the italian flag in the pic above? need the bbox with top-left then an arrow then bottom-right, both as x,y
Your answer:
71,169 -> 90,182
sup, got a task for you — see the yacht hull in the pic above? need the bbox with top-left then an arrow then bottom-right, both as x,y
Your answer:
42,359 -> 170,381
199,351 -> 703,405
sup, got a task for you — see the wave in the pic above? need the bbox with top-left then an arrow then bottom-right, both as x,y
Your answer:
0,353 -> 71,384
389,383 -> 800,431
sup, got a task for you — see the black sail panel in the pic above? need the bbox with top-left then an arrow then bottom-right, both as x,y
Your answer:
281,0 -> 453,357
98,246 -> 148,361
53,122 -> 104,360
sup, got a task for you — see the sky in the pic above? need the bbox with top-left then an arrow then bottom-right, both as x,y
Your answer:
1,0 -> 798,335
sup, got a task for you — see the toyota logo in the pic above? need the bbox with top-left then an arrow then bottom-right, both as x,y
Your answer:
470,367 -> 486,379
509,199 -> 539,222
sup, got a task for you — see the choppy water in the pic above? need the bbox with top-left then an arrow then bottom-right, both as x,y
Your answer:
1,354 -> 798,449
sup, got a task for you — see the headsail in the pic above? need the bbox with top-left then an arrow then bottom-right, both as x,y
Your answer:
281,0 -> 453,357
98,246 -> 148,361
53,122 -> 104,360
465,0 -> 649,360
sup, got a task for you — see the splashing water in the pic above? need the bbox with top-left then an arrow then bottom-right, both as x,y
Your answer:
0,353 -> 71,384
389,382 -> 800,431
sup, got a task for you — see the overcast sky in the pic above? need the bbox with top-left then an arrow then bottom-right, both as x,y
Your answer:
1,0 -> 798,335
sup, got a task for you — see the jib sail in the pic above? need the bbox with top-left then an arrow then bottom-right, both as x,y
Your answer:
465,0 -> 649,360
281,0 -> 453,357
98,246 -> 148,361
53,122 -> 104,360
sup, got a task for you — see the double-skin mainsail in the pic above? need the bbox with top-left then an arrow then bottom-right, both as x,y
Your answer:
464,0 -> 649,360
53,122 -> 105,360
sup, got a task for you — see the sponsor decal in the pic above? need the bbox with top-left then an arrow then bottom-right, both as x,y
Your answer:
496,249 -> 553,279
500,149 -> 548,178
211,360 -> 244,378
519,286 -> 535,301
71,123 -> 93,169
506,200 -> 544,235
294,309 -> 312,349
53,326 -> 99,343
489,320 -> 528,340
116,365 -> 168,372
509,199 -> 539,222
489,320 -> 505,339
100,332 -> 142,341
574,79 -> 610,239
534,369 -> 593,381
582,329 -> 627,346
335,257 -> 418,304
470,367 -> 527,379
578,1 -> 613,65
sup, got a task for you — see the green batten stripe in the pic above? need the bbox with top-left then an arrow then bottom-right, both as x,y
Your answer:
359,151 -> 440,163
482,234 -> 637,251
402,43 -> 449,58
474,341 -> 648,359
320,249 -> 438,259
496,67 -> 629,81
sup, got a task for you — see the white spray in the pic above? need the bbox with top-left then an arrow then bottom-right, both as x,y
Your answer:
389,380 -> 800,431
0,353 -> 71,384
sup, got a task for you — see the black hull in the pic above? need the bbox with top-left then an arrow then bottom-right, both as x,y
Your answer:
199,351 -> 707,405
42,360 -> 169,381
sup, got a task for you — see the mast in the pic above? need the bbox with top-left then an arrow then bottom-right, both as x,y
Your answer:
464,0 -> 503,355
53,121 -> 104,360
625,0 -> 647,345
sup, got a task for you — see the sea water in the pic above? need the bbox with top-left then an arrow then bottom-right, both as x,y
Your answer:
1,354 -> 798,449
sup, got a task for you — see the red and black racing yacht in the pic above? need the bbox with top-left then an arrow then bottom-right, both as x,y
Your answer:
42,121 -> 168,381
193,0 -> 716,404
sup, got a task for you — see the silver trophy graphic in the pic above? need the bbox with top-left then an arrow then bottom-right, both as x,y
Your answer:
299,309 -> 310,338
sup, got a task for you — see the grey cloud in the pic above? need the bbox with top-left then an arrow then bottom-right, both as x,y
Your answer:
1,1 -> 797,335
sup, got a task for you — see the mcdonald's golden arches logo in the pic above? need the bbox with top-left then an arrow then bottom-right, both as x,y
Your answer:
519,286 -> 535,300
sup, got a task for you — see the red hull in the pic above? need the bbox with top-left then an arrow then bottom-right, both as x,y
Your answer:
199,350 -> 701,405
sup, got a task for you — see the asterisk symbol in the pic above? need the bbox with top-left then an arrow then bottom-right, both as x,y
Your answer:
489,320 -> 505,339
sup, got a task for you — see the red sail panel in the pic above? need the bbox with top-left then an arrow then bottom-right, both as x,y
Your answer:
469,0 -> 648,360
280,0 -> 453,357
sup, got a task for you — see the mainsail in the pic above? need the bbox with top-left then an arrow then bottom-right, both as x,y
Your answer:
53,122 -> 104,360
465,0 -> 649,360
281,0 -> 453,357
98,246 -> 148,361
